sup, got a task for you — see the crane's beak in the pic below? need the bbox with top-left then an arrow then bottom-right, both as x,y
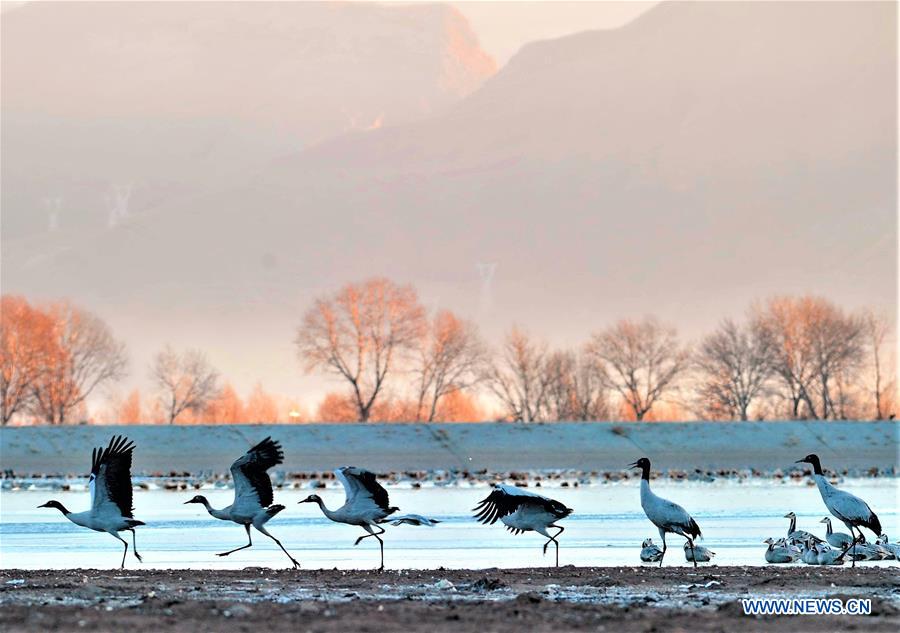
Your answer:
627,461 -> 639,468
297,499 -> 312,503
37,503 -> 50,508
783,513 -> 792,518
794,459 -> 806,464
183,500 -> 194,505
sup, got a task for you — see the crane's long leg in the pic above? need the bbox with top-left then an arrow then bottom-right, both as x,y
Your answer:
128,529 -> 143,562
686,537 -> 697,568
112,533 -> 129,569
837,526 -> 863,566
658,531 -> 667,568
354,524 -> 386,570
255,525 -> 300,569
218,524 -> 253,557
541,526 -> 565,567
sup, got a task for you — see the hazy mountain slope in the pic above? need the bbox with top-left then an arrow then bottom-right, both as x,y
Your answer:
1,1 -> 495,239
2,1 -> 894,398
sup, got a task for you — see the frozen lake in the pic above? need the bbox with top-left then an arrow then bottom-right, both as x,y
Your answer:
1,479 -> 897,570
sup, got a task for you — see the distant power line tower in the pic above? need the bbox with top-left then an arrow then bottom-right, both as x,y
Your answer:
476,261 -> 498,314
105,183 -> 133,228
44,196 -> 63,232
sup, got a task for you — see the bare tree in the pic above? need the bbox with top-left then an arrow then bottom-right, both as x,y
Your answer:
1,296 -> 47,424
484,327 -> 551,422
152,346 -> 220,424
295,278 -> 426,422
587,318 -> 688,421
29,302 -> 128,424
755,296 -> 865,419
544,349 -> 610,421
694,319 -> 775,420
863,309 -> 894,420
413,310 -> 485,422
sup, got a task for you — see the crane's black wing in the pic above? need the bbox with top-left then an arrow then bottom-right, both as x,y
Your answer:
337,466 -> 392,512
231,436 -> 284,508
90,435 -> 136,518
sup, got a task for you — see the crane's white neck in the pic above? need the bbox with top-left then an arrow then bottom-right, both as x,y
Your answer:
311,497 -> 340,522
198,499 -> 230,521
639,478 -> 653,505
812,473 -> 830,498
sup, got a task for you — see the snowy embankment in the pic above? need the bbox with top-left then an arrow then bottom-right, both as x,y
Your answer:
0,421 -> 896,477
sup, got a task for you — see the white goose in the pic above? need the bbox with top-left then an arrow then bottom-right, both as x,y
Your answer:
783,512 -> 823,545
814,542 -> 844,566
39,435 -> 145,568
388,513 -> 442,527
848,538 -> 888,561
629,458 -> 702,567
683,541 -> 715,563
473,484 -> 573,567
640,538 -> 664,563
820,517 -> 853,549
875,535 -> 900,560
299,466 -> 436,570
184,437 -> 299,568
763,538 -> 799,563
799,538 -> 820,565
796,454 -> 882,567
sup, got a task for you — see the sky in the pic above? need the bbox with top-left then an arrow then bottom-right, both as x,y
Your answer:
0,0 -> 658,65
452,1 -> 658,63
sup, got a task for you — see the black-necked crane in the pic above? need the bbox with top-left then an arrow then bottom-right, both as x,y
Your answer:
796,453 -> 882,567
38,435 -> 145,569
629,457 -> 702,567
184,437 -> 299,568
472,484 -> 573,567
299,466 -> 436,570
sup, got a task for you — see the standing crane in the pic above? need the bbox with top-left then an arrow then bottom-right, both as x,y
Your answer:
796,454 -> 882,568
629,457 -> 702,567
38,435 -> 145,569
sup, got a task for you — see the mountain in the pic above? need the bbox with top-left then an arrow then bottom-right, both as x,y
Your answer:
1,1 -> 495,238
2,1 -> 894,399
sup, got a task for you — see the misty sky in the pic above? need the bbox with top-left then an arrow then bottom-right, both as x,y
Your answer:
2,1 -> 895,413
452,1 -> 657,62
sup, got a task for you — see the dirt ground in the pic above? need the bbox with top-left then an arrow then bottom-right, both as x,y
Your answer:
2,566 -> 897,632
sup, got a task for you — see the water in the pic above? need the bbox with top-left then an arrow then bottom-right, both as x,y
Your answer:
1,479 -> 897,570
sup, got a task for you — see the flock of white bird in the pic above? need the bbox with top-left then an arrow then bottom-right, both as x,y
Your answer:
37,436 -> 896,570
758,512 -> 899,566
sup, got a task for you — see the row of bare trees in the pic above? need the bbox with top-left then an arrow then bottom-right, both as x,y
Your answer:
1,297 -> 127,425
104,380 -> 295,425
295,279 -> 896,422
2,284 -> 895,424
1,296 -> 270,425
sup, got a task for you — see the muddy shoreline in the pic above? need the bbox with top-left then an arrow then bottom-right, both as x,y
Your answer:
2,567 -> 898,632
